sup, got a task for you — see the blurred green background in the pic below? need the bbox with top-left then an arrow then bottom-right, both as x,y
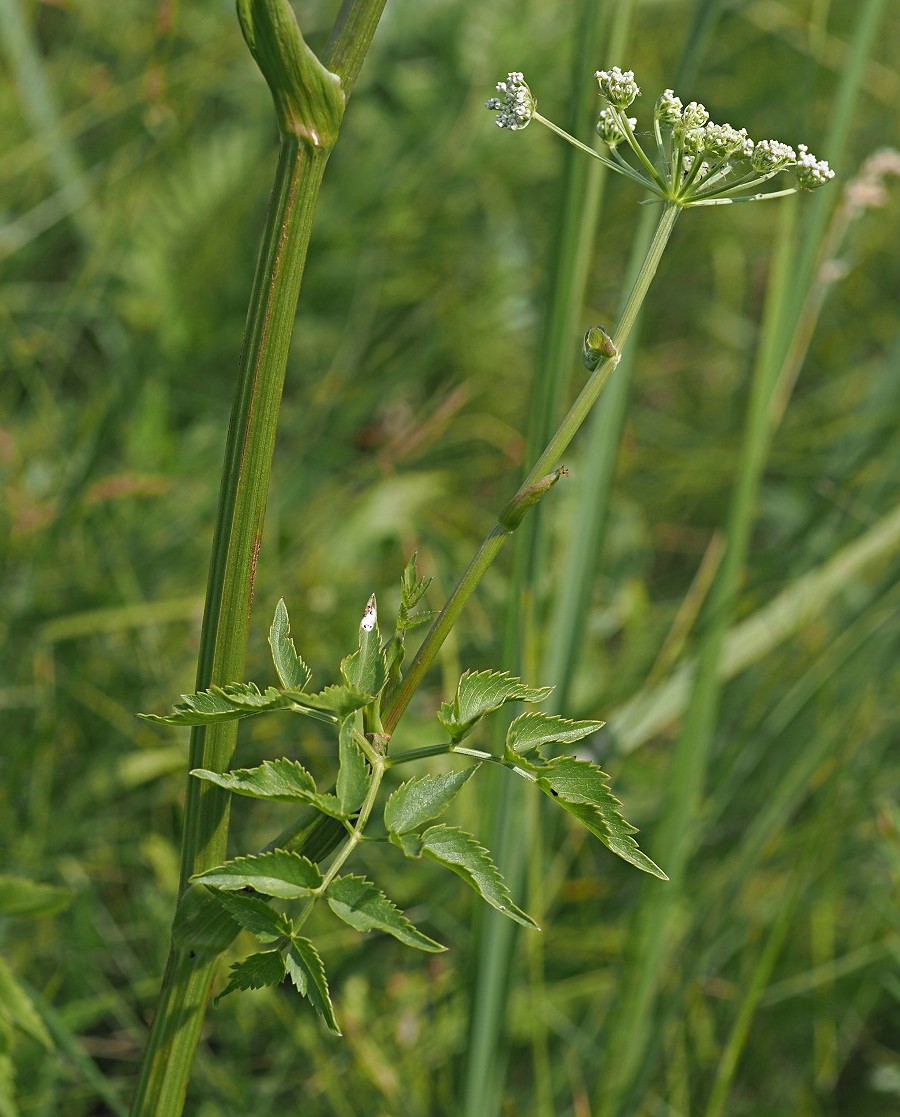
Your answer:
2,0 -> 899,1114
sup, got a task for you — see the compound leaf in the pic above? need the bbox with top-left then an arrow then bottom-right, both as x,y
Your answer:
325,875 -> 444,953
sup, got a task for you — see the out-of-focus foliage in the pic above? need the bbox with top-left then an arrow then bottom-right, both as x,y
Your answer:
1,0 -> 898,1113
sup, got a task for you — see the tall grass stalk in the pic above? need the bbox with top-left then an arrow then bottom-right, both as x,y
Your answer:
0,0 -> 97,245
595,2 -> 886,1108
608,503 -> 900,752
460,1 -> 731,1106
129,2 -> 386,1112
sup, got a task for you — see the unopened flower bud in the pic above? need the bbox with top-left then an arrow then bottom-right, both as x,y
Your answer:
655,88 -> 683,125
751,139 -> 796,172
703,121 -> 749,158
596,107 -> 635,147
595,66 -> 641,108
680,101 -> 709,131
682,154 -> 711,179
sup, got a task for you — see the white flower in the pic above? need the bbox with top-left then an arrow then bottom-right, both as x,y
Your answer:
703,121 -> 749,158
751,139 -> 797,172
595,67 -> 641,108
795,144 -> 835,190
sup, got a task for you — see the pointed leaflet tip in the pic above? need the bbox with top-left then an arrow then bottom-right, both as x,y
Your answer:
269,599 -> 312,692
361,594 -> 377,632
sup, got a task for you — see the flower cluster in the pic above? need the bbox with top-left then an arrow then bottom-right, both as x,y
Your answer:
485,72 -> 537,131
486,66 -> 836,206
595,67 -> 641,108
596,107 -> 636,147
795,144 -> 837,189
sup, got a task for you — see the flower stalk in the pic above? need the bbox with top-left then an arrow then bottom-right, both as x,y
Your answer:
384,64 -> 834,732
487,68 -> 834,206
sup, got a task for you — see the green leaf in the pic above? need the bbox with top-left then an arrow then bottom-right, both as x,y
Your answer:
216,950 -> 286,1002
140,682 -> 291,726
383,768 -> 476,836
400,553 -> 432,612
384,557 -> 435,706
415,824 -> 538,929
282,683 -> 373,721
402,608 -> 436,631
340,594 -> 386,697
536,757 -> 668,880
437,670 -> 553,743
0,956 -> 52,1049
191,757 -> 314,801
212,683 -> 291,710
285,937 -> 341,1035
269,599 -> 313,691
337,723 -> 370,815
210,890 -> 291,943
192,761 -> 348,818
0,874 -> 73,917
194,758 -> 313,806
192,851 -> 323,899
505,711 -> 605,762
325,875 -> 444,953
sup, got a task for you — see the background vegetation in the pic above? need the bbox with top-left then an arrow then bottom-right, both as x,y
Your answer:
2,0 -> 898,1114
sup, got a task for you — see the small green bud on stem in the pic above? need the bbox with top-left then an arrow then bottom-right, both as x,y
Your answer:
582,324 -> 618,371
500,467 -> 569,531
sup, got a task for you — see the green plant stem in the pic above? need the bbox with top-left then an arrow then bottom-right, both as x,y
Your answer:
294,755 -> 386,930
130,1 -> 387,1112
383,201 -> 680,734
129,131 -> 330,1117
460,9 -> 639,1109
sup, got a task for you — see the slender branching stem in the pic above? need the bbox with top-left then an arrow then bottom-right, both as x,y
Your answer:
382,201 -> 680,732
